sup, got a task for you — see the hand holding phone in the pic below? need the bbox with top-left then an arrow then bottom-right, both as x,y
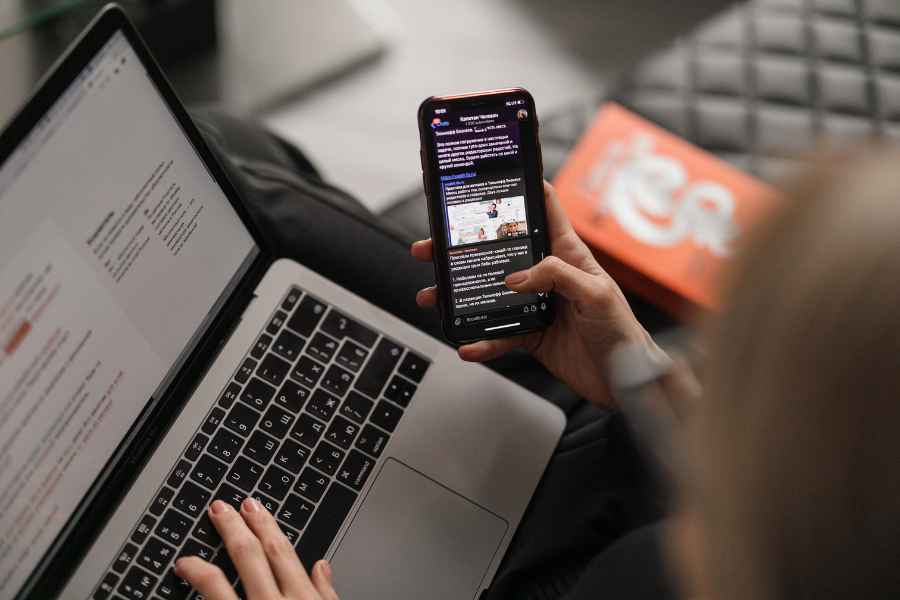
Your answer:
417,88 -> 554,343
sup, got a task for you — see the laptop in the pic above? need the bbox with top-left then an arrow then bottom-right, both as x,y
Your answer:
0,6 -> 563,600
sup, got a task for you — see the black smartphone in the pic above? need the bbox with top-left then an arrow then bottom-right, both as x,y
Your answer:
418,87 -> 554,344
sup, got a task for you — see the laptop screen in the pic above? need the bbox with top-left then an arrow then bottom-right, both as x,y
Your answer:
0,31 -> 257,596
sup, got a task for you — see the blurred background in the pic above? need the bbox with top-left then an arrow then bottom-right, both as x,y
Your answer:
0,0 -> 731,214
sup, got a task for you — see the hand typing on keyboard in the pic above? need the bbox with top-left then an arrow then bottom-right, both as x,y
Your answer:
175,498 -> 339,600
412,182 -> 661,407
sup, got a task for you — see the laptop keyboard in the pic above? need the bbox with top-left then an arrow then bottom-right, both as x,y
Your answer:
91,286 -> 430,600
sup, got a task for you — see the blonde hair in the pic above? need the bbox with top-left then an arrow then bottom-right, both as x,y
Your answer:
697,148 -> 900,599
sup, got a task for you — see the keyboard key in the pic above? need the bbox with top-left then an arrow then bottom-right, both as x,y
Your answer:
137,537 -> 176,575
354,338 -> 403,399
240,377 -> 275,411
94,572 -> 119,600
287,295 -> 327,337
273,439 -> 310,474
242,430 -> 278,464
272,329 -> 305,362
207,429 -> 243,464
383,375 -> 416,407
180,538 -> 214,562
325,416 -> 359,450
173,482 -> 210,518
275,379 -> 310,413
258,353 -> 291,386
340,391 -> 373,424
321,310 -> 378,348
201,408 -> 226,436
370,400 -> 403,433
294,467 -> 328,502
259,464 -> 294,500
131,514 -> 156,545
250,333 -> 273,360
218,382 -> 242,409
337,450 -> 375,491
156,510 -> 192,545
251,491 -> 280,515
118,566 -> 157,600
398,351 -> 429,383
310,442 -> 344,476
226,456 -> 264,493
192,513 -> 221,548
260,404 -> 295,438
213,483 -> 247,511
149,487 -> 175,517
190,454 -> 228,490
356,424 -> 389,459
281,287 -> 301,312
306,333 -> 339,363
291,356 -> 325,388
277,494 -> 314,530
166,460 -> 191,490
235,357 -> 256,384
279,523 -> 300,546
210,551 -> 238,584
307,389 -> 340,422
335,340 -> 368,372
156,570 -> 191,600
184,433 -> 208,462
297,483 -> 357,570
113,542 -> 139,573
291,413 -> 325,448
321,364 -> 354,397
224,402 -> 260,437
266,310 -> 289,335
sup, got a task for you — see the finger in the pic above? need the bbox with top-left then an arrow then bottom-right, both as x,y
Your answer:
458,335 -> 533,362
410,239 -> 433,262
208,500 -> 281,599
505,256 -> 609,307
175,556 -> 239,600
415,286 -> 438,308
311,560 -> 340,600
239,497 -> 315,598
543,181 -> 578,241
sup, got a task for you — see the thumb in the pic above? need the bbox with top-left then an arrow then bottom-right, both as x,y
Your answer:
506,256 -> 610,307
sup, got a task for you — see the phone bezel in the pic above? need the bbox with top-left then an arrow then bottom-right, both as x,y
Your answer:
417,87 -> 555,344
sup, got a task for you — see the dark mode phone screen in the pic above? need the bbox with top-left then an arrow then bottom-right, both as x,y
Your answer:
426,99 -> 546,326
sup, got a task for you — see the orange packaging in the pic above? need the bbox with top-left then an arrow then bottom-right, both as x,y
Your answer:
553,102 -> 780,317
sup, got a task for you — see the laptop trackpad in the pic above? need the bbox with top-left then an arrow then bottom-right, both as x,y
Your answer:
330,459 -> 508,600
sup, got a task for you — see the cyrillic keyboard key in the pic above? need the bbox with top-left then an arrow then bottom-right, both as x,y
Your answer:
240,377 -> 276,411
224,402 -> 260,437
291,413 -> 325,448
218,382 -> 242,409
184,433 -> 208,462
156,510 -> 191,546
251,491 -> 280,515
166,460 -> 191,489
277,494 -> 314,530
258,353 -> 291,386
297,483 -> 358,569
149,487 -> 175,517
354,338 -> 403,399
137,537 -> 176,575
325,416 -> 359,450
294,467 -> 328,502
259,464 -> 294,500
118,566 -> 157,600
321,310 -> 378,348
335,340 -> 368,372
266,310 -> 288,335
192,513 -> 221,548
356,424 -> 389,458
190,454 -> 228,489
113,542 -> 139,573
213,483 -> 247,511
179,538 -> 214,562
383,375 -> 416,407
202,407 -> 227,436
279,523 -> 300,546
226,456 -> 264,493
173,482 -> 210,518
291,356 -> 325,388
242,430 -> 278,464
398,351 -> 429,383
131,514 -> 156,545
321,364 -> 353,397
340,391 -> 373,424
337,450 -> 375,491
260,403 -> 295,438
307,333 -> 339,363
235,357 -> 256,384
307,389 -> 340,421
370,400 -> 403,433
274,439 -> 310,474
156,570 -> 191,600
272,329 -> 305,362
275,379 -> 310,414
250,333 -> 272,360
310,442 -> 344,476
287,295 -> 327,337
94,572 -> 119,600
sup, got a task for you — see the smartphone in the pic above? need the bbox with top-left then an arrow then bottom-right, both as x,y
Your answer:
418,87 -> 554,344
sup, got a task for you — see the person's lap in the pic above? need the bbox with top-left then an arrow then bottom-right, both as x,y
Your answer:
191,108 -> 673,599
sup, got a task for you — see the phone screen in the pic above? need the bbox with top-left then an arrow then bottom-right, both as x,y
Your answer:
420,89 -> 552,342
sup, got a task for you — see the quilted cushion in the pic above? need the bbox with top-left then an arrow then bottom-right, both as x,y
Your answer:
541,0 -> 900,183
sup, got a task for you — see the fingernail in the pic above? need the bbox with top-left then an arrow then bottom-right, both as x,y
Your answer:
173,559 -> 184,575
243,497 -> 260,513
210,500 -> 228,515
321,560 -> 333,582
505,271 -> 528,285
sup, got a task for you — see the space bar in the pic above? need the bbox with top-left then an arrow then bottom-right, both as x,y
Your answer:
297,483 -> 358,570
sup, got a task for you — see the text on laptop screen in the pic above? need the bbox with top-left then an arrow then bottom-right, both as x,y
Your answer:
0,32 -> 256,596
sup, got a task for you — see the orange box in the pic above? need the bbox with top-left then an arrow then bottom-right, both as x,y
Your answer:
553,103 -> 780,317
